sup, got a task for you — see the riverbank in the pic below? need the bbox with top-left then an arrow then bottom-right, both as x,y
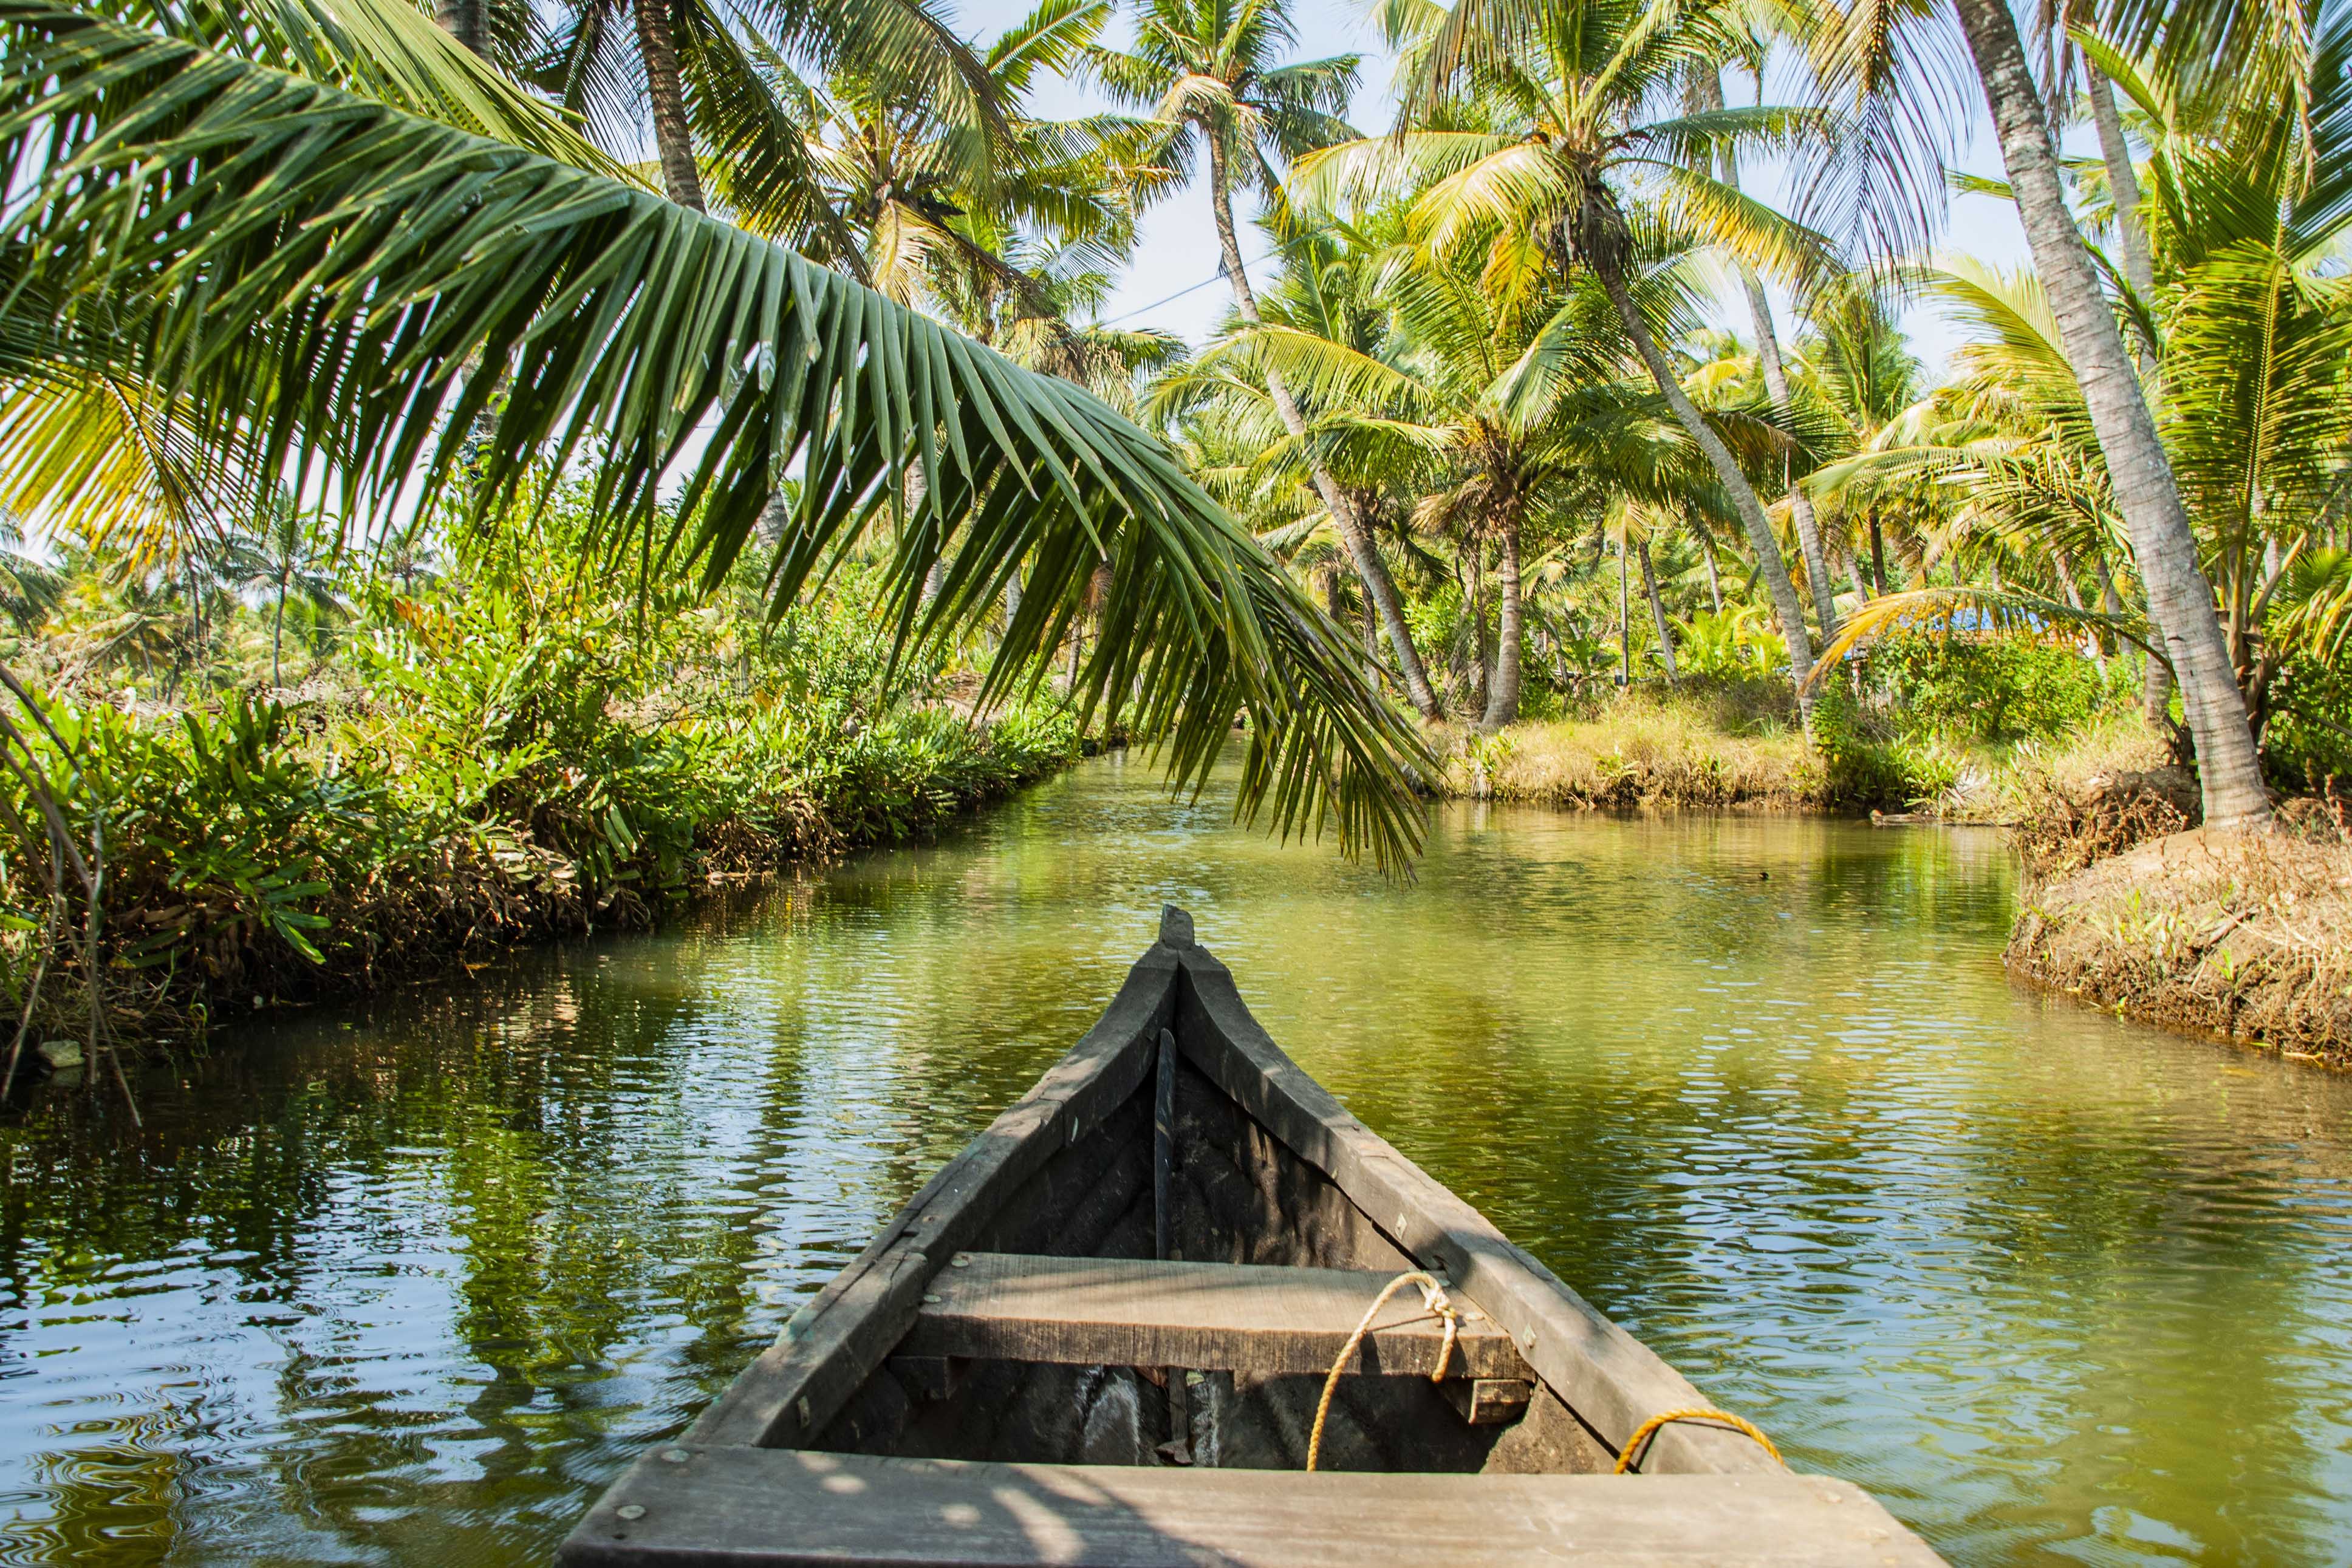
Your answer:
2006,791 -> 2352,1063
0,503 -> 1090,1075
1435,684 -> 2167,818
8,689 -> 1079,1080
1434,689 -> 2352,1058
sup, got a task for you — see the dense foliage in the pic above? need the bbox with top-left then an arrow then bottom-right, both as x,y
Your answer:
0,491 -> 1078,1061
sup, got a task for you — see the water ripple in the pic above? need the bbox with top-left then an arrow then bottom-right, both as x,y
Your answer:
2,758 -> 2349,1564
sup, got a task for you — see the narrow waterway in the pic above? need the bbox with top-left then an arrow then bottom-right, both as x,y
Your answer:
4,754 -> 2350,1565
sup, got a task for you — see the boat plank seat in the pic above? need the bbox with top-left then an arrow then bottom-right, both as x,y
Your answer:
566,1447 -> 1947,1567
903,1252 -> 1531,1380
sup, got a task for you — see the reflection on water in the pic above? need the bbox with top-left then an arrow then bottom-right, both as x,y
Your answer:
4,753 -> 2351,1565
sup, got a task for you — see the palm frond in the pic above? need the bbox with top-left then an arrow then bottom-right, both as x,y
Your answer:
1802,584 -> 2159,689
1,0 -> 1432,867
164,0 -> 637,176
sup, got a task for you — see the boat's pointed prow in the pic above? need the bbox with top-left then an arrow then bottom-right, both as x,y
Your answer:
558,914 -> 1948,1565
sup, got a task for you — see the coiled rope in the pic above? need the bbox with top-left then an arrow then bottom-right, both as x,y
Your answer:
1304,1270 -> 1458,1473
1612,1407 -> 1781,1473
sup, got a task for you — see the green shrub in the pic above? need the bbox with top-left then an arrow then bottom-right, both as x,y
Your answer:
0,486 -> 1080,1048
1860,631 -> 2127,744
2265,651 -> 2352,792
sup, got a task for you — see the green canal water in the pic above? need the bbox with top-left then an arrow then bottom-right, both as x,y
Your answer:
5,754 -> 2351,1565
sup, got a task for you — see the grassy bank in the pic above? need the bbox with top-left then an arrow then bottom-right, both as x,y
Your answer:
0,506 -> 1079,1077
1437,634 -> 2168,819
2007,810 -> 2352,1063
1432,647 -> 2352,1061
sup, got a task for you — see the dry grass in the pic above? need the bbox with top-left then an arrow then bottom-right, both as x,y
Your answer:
1940,712 -> 2177,825
2008,814 -> 2352,1062
1438,692 -> 2171,817
1441,690 -> 1816,810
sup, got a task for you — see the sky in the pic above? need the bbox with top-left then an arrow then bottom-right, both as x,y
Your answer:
954,0 -> 2062,381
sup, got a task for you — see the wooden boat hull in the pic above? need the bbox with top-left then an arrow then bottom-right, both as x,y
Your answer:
560,908 -> 1944,1564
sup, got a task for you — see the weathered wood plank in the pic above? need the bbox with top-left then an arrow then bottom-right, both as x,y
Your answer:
1174,946 -> 1781,1478
682,946 -> 1181,1451
902,1253 -> 1529,1379
557,1447 -> 1947,1567
1440,1377 -> 1532,1426
887,1355 -> 967,1403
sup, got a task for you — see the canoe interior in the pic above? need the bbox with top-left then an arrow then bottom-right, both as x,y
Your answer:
807,1019 -> 1608,1474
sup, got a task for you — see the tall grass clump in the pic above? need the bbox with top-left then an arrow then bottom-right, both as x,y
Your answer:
1443,680 -> 1812,808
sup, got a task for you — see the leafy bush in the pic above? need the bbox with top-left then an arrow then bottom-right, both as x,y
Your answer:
2265,651 -> 2352,792
1858,631 -> 2128,744
1674,606 -> 1779,679
0,488 -> 1079,1049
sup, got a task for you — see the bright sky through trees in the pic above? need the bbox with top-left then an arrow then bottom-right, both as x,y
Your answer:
974,0 -> 2056,373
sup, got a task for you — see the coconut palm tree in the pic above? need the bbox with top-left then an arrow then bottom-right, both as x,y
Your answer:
711,0 -> 1152,300
1211,222 -> 1763,729
0,0 -> 1431,866
1806,0 -> 2277,827
237,497 -> 347,689
1793,278 -> 1927,597
1304,0 -> 1836,720
1088,0 -> 1444,721
1203,238 -> 1602,728
539,0 -> 996,220
1684,63 -> 1844,643
1819,13 -> 2352,771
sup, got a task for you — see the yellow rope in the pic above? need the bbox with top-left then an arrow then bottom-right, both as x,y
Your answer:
1304,1270 -> 1458,1473
1612,1408 -> 1781,1473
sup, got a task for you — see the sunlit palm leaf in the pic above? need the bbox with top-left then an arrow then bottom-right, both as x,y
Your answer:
1801,584 -> 2160,690
157,0 -> 635,175
0,0 -> 1431,867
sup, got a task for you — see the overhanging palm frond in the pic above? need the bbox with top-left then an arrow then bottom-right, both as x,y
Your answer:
162,0 -> 634,175
0,0 -> 1431,867
1800,584 -> 2160,690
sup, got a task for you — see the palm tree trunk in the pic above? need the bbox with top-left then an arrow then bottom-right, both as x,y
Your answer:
434,0 -> 485,55
1868,513 -> 1890,595
1203,132 -> 1440,721
1466,542 -> 1489,716
1617,535 -> 1631,686
634,0 -> 707,212
2084,64 -> 2156,302
1692,69 -> 1841,641
1481,523 -> 1523,729
2142,650 -> 2175,729
272,573 -> 287,688
1953,0 -> 2268,829
908,458 -> 945,605
1594,248 -> 1817,719
2086,62 -> 2164,381
1638,539 -> 1677,686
